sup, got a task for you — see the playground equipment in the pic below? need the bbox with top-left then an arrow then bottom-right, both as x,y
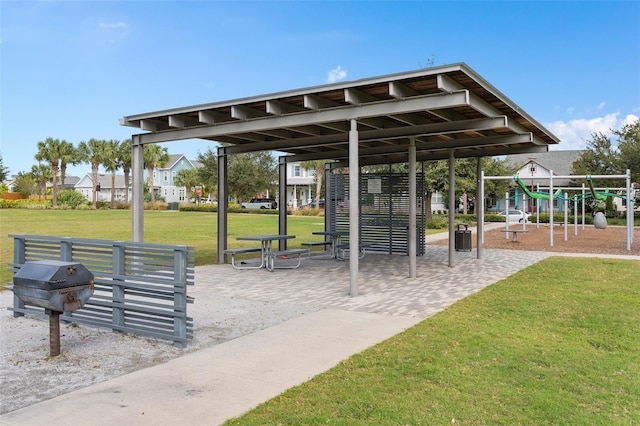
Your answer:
481,169 -> 634,251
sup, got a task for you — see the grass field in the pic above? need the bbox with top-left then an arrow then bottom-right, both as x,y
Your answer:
0,209 -> 447,285
224,257 -> 640,425
0,209 -> 327,285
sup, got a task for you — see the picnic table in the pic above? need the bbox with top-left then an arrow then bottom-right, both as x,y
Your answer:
233,234 -> 305,271
306,230 -> 349,259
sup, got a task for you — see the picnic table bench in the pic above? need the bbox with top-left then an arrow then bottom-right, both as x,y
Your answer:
224,247 -> 263,269
265,249 -> 308,272
301,241 -> 333,258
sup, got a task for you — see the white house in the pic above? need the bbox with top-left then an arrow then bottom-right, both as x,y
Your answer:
502,150 -> 583,213
75,174 -> 129,203
285,162 -> 317,209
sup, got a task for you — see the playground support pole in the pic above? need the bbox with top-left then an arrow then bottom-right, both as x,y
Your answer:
536,184 -> 540,228
564,193 -> 568,242
505,192 -> 510,239
627,169 -> 632,251
549,171 -> 554,247
574,191 -> 578,236
582,184 -> 586,230
522,195 -> 527,231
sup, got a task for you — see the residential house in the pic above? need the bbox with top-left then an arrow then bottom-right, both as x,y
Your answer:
75,174 -> 129,203
286,162 -> 316,209
145,154 -> 202,203
501,150 -> 583,213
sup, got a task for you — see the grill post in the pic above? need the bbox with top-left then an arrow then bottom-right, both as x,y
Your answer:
46,309 -> 62,357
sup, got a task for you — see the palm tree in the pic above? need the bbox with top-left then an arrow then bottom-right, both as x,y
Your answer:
143,144 -> 169,206
118,139 -> 132,204
31,163 -> 51,200
103,140 -> 121,208
78,139 -> 108,207
35,137 -> 61,206
58,140 -> 78,192
174,168 -> 199,204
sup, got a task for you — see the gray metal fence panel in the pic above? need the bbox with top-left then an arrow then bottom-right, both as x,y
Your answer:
328,170 -> 425,255
8,235 -> 194,348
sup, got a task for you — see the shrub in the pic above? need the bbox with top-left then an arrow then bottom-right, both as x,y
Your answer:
0,199 -> 50,209
57,190 -> 88,209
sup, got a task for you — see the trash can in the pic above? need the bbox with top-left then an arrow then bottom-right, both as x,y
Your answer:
455,223 -> 471,251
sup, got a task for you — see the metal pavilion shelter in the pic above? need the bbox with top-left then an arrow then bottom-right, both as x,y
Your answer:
120,63 -> 559,296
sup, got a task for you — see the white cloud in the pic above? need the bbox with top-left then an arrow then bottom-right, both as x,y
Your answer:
545,112 -> 638,150
622,114 -> 640,127
597,102 -> 606,110
326,66 -> 347,84
565,107 -> 575,114
99,21 -> 128,30
96,21 -> 129,44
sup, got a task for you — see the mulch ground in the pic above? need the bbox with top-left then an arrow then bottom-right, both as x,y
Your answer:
433,224 -> 639,257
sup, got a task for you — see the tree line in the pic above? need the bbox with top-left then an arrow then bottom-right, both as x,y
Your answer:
3,119 -> 636,211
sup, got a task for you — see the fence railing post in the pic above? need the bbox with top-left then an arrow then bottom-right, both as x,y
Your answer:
173,247 -> 187,348
12,236 -> 26,317
112,243 -> 126,331
60,238 -> 73,262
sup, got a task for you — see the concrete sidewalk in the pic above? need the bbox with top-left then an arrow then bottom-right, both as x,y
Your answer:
0,309 -> 419,426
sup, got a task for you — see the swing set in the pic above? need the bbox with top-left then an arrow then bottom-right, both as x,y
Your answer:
480,169 -> 635,251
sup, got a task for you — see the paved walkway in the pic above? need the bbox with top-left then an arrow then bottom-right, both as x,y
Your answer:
3,225 -> 635,426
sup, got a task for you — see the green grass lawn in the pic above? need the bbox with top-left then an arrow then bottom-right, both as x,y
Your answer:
0,209 -> 326,285
225,257 -> 640,425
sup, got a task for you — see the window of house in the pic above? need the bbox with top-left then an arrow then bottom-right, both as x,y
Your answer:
163,171 -> 169,182
433,191 -> 443,203
179,189 -> 186,201
293,165 -> 301,177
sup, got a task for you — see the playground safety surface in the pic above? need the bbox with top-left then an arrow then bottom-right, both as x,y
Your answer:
444,224 -> 639,256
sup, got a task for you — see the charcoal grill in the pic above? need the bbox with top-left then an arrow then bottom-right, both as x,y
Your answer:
12,260 -> 94,356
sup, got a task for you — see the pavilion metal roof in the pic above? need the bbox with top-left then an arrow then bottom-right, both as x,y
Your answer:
120,63 -> 559,165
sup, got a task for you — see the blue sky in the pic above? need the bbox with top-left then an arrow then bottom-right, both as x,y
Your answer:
2,0 -> 639,178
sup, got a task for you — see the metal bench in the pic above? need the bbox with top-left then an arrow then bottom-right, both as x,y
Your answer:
301,241 -> 333,258
224,247 -> 263,269
264,249 -> 307,272
501,229 -> 528,242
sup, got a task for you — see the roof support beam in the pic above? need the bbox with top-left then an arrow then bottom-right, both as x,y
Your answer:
304,94 -> 341,110
266,100 -> 304,115
137,91 -> 470,144
168,115 -> 199,128
222,116 -> 509,154
389,81 -> 419,99
345,88 -> 379,104
438,74 -> 546,145
199,110 -> 230,124
231,105 -> 265,120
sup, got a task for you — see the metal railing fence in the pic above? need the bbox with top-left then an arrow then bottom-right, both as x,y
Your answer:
8,234 -> 195,348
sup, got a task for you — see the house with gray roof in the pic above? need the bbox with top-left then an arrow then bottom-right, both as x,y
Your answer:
500,150 -> 584,213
